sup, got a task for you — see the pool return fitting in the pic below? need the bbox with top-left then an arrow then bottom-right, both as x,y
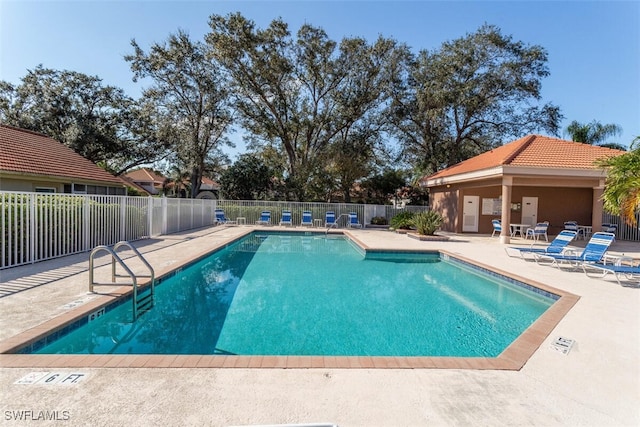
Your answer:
89,241 -> 155,321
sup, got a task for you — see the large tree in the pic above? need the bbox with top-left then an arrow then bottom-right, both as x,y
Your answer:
219,154 -> 273,200
206,13 -> 399,200
321,37 -> 401,202
360,168 -> 407,205
566,120 -> 625,150
0,66 -> 164,174
388,25 -> 563,175
325,126 -> 380,202
126,30 -> 234,198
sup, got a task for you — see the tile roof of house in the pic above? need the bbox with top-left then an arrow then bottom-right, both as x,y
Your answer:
124,168 -> 166,184
119,175 -> 152,195
0,124 -> 124,185
200,176 -> 220,190
423,134 -> 625,181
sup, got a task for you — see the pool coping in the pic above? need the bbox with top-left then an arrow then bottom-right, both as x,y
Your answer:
0,228 -> 579,370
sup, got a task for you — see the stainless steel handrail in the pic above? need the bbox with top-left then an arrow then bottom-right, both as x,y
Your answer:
325,213 -> 351,235
88,241 -> 155,320
113,241 -> 155,291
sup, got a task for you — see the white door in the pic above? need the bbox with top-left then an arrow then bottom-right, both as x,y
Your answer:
521,197 -> 538,226
462,195 -> 479,232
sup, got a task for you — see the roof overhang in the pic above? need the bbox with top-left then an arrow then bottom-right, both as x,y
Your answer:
421,165 -> 608,187
0,170 -> 125,187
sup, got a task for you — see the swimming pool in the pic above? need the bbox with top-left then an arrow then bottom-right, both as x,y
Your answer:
29,232 -> 556,358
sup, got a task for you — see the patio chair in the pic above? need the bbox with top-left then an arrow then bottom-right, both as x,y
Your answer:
525,222 -> 549,241
301,210 -> 313,227
256,210 -> 271,226
491,219 -> 502,237
505,230 -> 577,259
347,212 -> 362,228
563,221 -> 583,239
325,211 -> 336,228
582,258 -> 640,286
214,209 -> 236,225
602,223 -> 617,234
279,210 -> 292,226
533,232 -> 616,268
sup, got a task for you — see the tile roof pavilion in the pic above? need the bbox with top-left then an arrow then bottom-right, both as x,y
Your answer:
422,134 -> 624,184
420,134 -> 626,242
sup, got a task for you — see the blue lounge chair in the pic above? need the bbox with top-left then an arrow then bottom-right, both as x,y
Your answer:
533,232 -> 616,268
256,211 -> 271,225
325,211 -> 336,228
582,259 -> 640,286
347,212 -> 362,228
214,208 -> 235,225
279,210 -> 292,226
301,210 -> 313,227
505,230 -> 577,259
491,219 -> 502,237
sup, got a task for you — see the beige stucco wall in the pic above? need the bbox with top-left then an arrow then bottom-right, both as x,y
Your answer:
0,177 -> 63,192
430,190 -> 458,232
0,175 -> 125,195
430,181 -> 596,235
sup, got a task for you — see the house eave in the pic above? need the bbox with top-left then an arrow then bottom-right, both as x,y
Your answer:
421,167 -> 503,187
421,166 -> 608,187
0,170 -> 125,188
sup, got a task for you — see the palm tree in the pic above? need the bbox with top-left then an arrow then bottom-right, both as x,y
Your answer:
163,165 -> 191,198
596,136 -> 640,226
565,120 -> 626,150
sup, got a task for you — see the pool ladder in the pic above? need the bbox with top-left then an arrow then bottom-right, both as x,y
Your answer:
89,241 -> 155,320
326,213 -> 350,234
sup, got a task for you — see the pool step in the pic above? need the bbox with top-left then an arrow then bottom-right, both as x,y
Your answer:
136,291 -> 154,315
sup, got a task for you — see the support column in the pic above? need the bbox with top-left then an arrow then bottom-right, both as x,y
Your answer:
500,177 -> 513,244
592,180 -> 605,231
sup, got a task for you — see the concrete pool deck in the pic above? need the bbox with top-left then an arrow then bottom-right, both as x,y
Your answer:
0,226 -> 638,426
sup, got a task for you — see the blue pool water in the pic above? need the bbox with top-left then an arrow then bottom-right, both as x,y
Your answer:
33,232 -> 555,357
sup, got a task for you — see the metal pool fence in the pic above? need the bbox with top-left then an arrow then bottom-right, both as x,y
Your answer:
214,200 -> 428,228
602,212 -> 640,242
0,192 -> 426,269
1,192 -> 216,269
3,191 -> 635,270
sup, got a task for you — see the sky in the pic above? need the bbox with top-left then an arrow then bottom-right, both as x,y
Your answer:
1,0 -> 639,159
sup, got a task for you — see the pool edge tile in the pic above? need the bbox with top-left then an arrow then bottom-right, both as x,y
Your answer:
0,233 -> 581,372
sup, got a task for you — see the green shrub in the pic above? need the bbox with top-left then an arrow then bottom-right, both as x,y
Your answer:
411,211 -> 443,235
370,216 -> 387,225
390,211 -> 415,230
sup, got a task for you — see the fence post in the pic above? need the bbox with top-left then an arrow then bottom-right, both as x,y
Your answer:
29,193 -> 35,264
120,196 -> 126,241
191,199 -> 195,229
147,196 -> 153,237
161,197 -> 168,235
83,197 -> 90,251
